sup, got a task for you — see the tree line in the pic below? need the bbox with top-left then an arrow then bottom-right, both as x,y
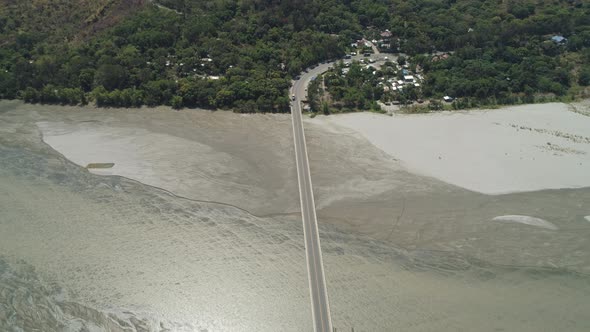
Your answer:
0,0 -> 589,111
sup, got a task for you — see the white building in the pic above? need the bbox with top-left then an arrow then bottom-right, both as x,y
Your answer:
404,75 -> 414,82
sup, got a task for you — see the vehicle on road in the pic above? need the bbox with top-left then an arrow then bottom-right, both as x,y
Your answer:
292,94 -> 296,101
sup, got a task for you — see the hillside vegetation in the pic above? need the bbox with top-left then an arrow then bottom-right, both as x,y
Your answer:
0,0 -> 589,111
0,0 -> 145,43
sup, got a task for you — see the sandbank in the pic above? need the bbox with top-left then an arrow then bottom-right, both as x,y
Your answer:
308,102 -> 590,194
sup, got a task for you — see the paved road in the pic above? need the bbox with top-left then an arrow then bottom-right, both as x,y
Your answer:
291,53 -> 396,100
367,40 -> 381,55
290,73 -> 333,332
290,54 -> 395,332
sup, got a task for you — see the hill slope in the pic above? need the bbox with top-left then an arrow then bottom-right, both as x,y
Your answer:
0,0 -> 146,44
0,0 -> 589,110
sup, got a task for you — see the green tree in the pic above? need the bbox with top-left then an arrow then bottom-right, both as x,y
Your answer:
0,71 -> 17,99
40,84 -> 58,104
21,87 -> 39,103
215,89 -> 235,108
321,101 -> 330,115
171,95 -> 183,109
95,64 -> 129,91
92,86 -> 109,107
397,56 -> 406,67
79,69 -> 95,92
579,67 -> 590,86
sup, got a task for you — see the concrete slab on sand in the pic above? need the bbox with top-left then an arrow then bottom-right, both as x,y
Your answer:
309,102 -> 590,194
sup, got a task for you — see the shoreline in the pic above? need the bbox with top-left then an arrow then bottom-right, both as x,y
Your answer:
8,98 -> 590,198
4,78 -> 589,115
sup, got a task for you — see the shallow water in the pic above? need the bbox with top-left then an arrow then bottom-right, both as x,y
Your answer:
1,102 -> 590,331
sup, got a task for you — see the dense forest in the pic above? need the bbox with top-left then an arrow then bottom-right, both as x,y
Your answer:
0,0 -> 589,111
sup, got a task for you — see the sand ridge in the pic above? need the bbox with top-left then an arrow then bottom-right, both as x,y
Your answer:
492,215 -> 558,230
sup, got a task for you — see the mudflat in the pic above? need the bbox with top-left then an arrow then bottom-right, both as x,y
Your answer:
1,100 -> 589,331
25,101 -> 590,271
35,105 -> 300,216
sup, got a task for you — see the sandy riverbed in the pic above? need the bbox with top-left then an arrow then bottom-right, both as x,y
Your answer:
33,107 -> 300,216
25,101 -> 590,271
308,102 -> 590,194
2,101 -> 590,331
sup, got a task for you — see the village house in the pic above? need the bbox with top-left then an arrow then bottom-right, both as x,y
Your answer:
551,35 -> 567,44
432,53 -> 450,62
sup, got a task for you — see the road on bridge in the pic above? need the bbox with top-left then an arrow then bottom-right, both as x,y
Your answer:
290,69 -> 333,332
289,53 -> 394,331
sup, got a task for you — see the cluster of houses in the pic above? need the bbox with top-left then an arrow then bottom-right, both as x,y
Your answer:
151,54 -> 224,81
431,53 -> 450,62
376,29 -> 394,50
350,39 -> 371,49
330,54 -> 462,106
338,59 -> 422,96
380,65 -> 423,93
350,29 -> 397,53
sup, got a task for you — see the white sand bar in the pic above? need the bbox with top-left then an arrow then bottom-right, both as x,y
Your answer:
310,103 -> 590,194
36,121 -> 257,202
492,215 -> 558,230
